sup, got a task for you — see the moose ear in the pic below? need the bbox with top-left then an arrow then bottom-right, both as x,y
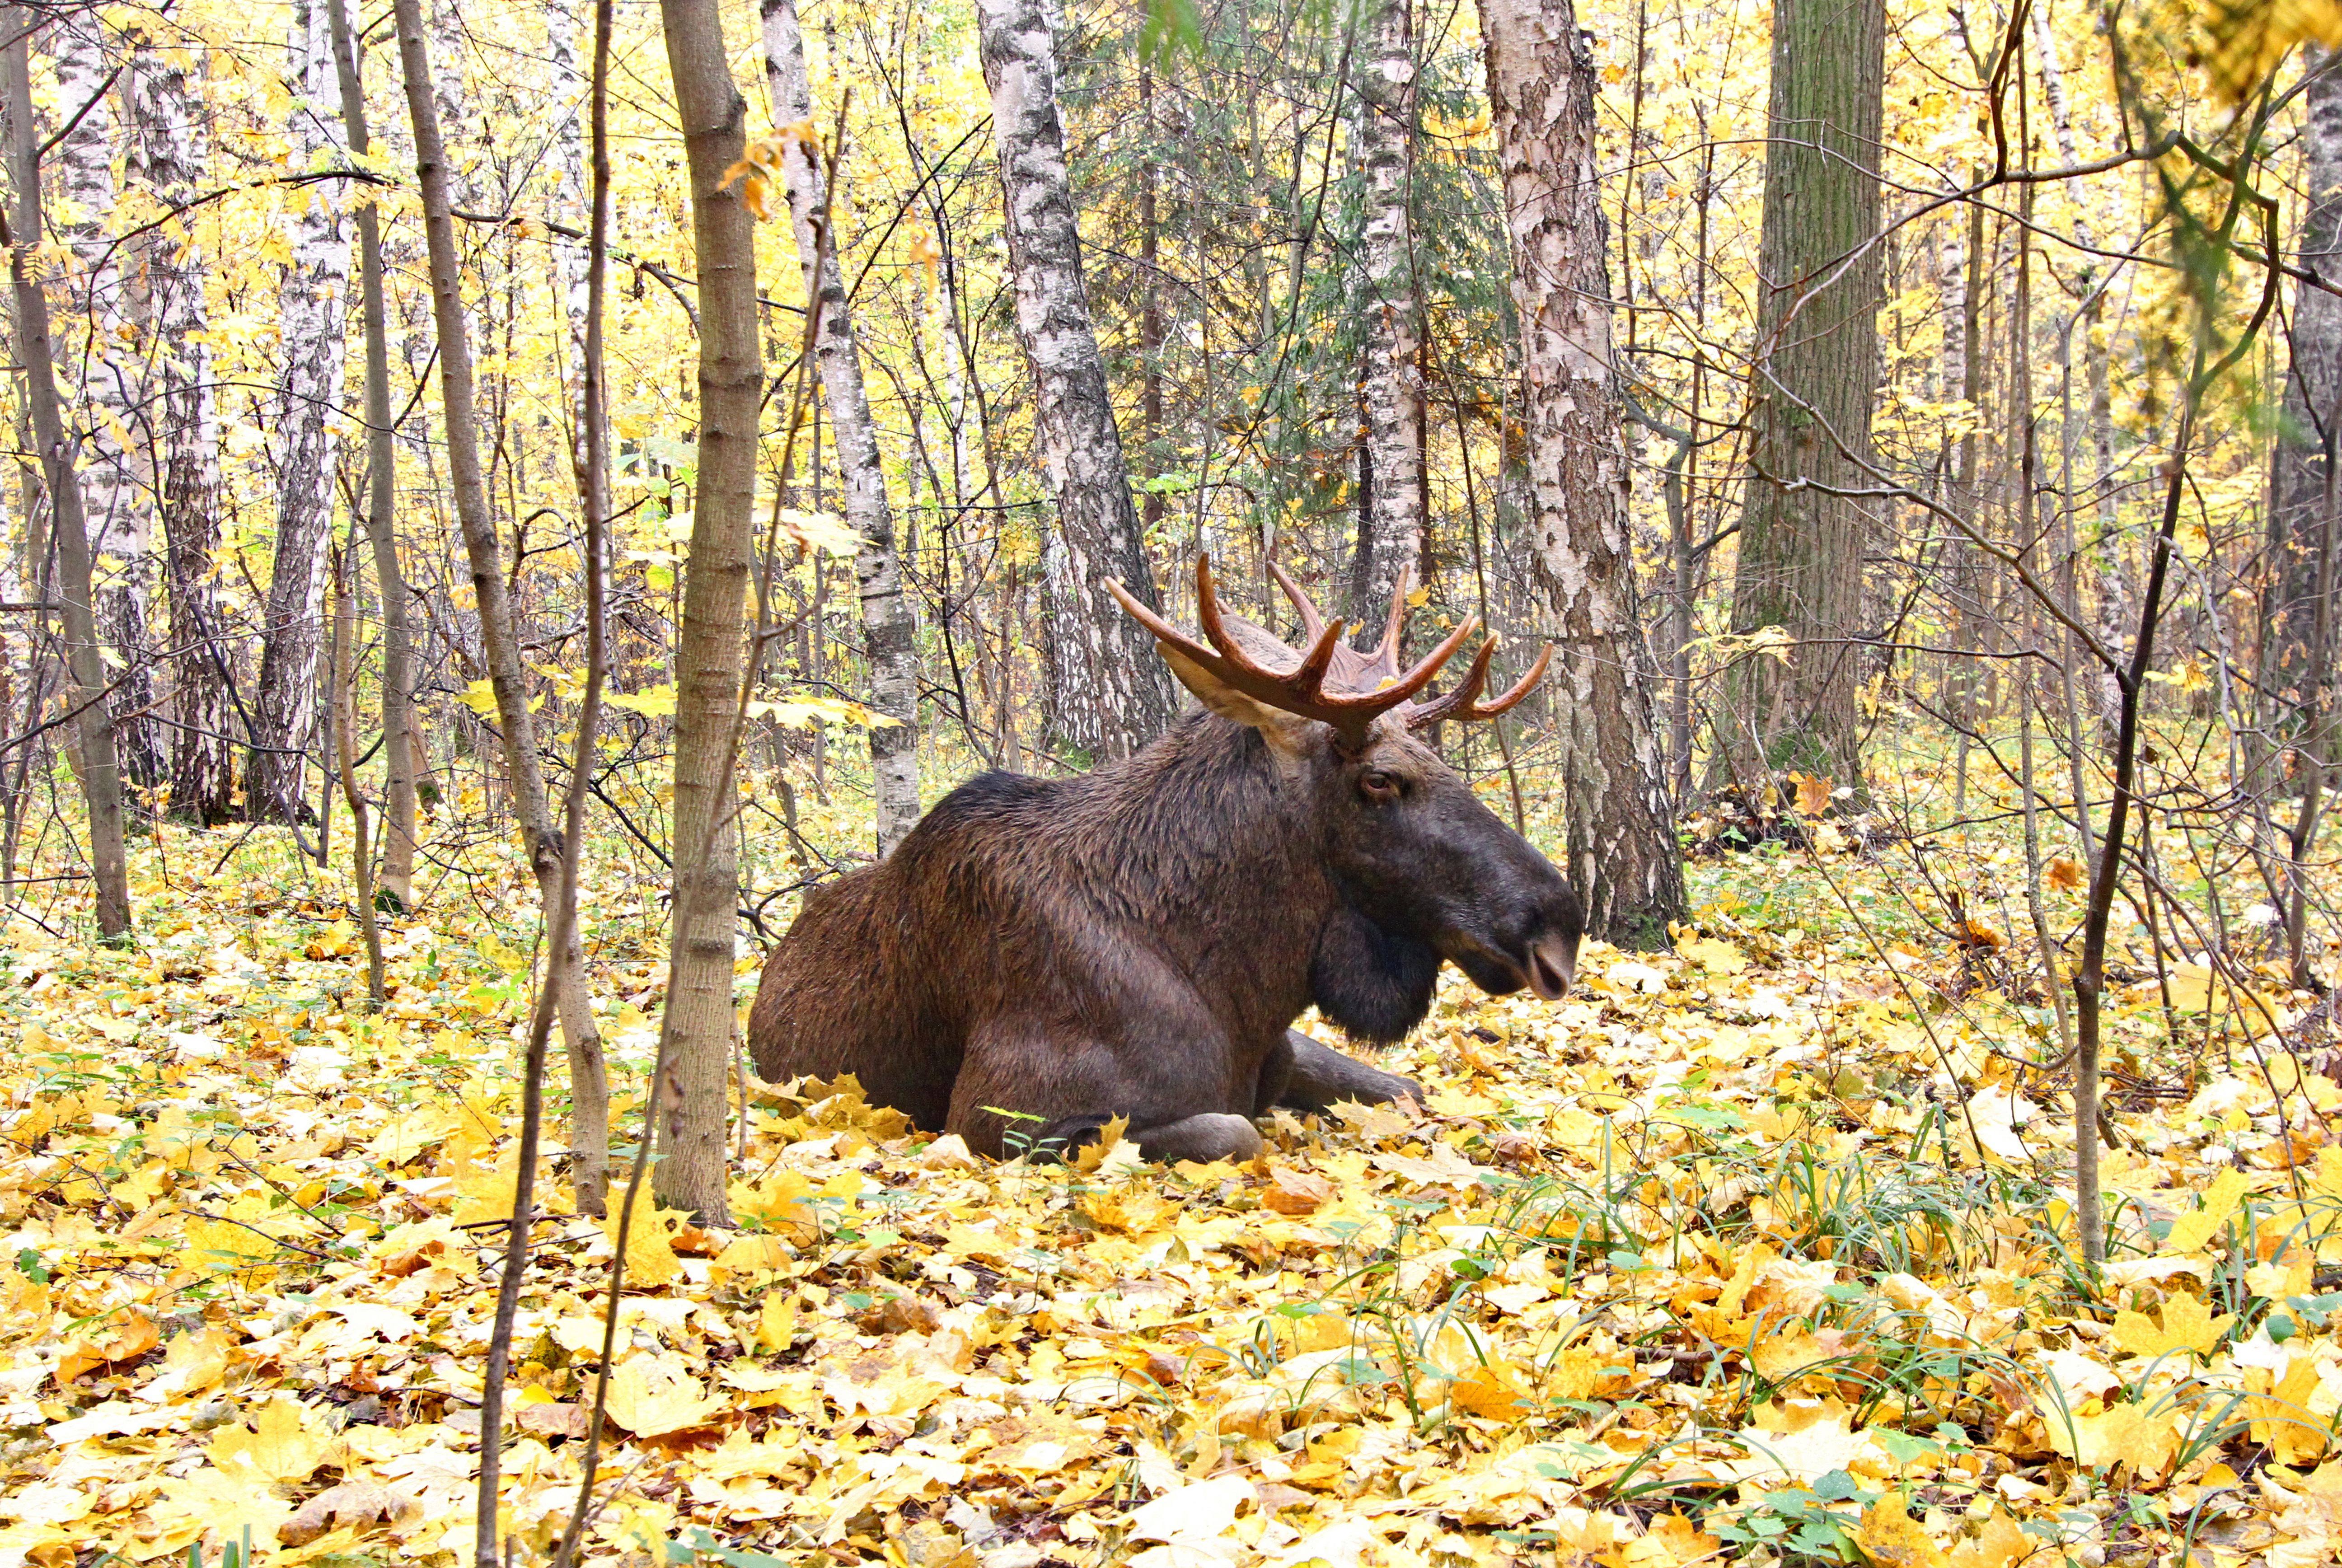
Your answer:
1157,645 -> 1316,747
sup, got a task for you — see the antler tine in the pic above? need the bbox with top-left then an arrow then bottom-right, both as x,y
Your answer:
1407,637 -> 1555,729
1193,554 -> 1344,697
1369,564 -> 1413,672
1264,558 -> 1328,641
1110,554 -> 1477,746
1362,612 -> 1479,711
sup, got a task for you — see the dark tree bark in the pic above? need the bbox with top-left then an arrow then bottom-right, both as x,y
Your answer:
125,36 -> 233,824
3,10 -> 129,937
1711,0 -> 1886,796
651,0 -> 762,1223
1478,0 -> 1686,950
977,0 -> 1177,759
2271,48 -> 2342,756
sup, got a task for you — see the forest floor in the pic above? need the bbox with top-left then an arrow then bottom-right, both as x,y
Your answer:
1,806 -> 2340,1567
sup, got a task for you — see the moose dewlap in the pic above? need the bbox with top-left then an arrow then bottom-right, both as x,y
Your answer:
748,555 -> 1584,1161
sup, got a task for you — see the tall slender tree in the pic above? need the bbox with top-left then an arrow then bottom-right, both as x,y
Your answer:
394,0 -> 610,1215
1349,0 -> 1423,630
4,8 -> 128,937
125,31 -> 231,824
2272,48 -> 2342,755
1478,0 -> 1686,948
328,0 -> 422,907
52,12 -> 163,796
1710,0 -> 1887,796
249,0 -> 351,822
761,0 -> 923,855
977,0 -> 1176,759
651,0 -> 763,1222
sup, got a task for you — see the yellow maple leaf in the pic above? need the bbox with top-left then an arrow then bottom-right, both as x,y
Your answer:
602,1185 -> 686,1287
2112,1292 -> 2234,1358
205,1395 -> 328,1484
728,1170 -> 816,1241
604,1353 -> 721,1436
1852,1496 -> 1947,1568
2247,1353 -> 2326,1465
2165,1166 -> 2253,1255
2045,1398 -> 2182,1475
1680,936 -> 1748,975
152,1465 -> 291,1559
1449,1365 -> 1530,1419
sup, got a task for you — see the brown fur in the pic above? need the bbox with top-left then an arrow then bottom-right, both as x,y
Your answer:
749,701 -> 1581,1160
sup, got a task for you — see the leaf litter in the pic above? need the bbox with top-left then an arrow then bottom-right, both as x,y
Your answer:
1,831 -> 2340,1566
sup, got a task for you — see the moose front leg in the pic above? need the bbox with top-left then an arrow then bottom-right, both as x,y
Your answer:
1264,1029 -> 1423,1116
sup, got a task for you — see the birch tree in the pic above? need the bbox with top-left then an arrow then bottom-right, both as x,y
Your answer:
4,8 -> 128,937
52,13 -> 163,795
651,0 -> 763,1222
1348,0 -> 1423,630
760,0 -> 922,855
125,34 -> 232,824
1478,0 -> 1686,949
249,0 -> 351,823
977,0 -> 1176,759
1711,0 -> 1887,795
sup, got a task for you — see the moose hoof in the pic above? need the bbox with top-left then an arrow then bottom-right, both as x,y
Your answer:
1134,1113 -> 1263,1165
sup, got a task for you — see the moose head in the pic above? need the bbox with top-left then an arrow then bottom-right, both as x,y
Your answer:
749,554 -> 1584,1162
1110,557 -> 1580,1032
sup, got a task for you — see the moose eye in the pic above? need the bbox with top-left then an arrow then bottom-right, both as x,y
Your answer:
1359,769 -> 1400,801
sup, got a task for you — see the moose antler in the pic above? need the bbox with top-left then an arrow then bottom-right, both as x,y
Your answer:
1107,555 -> 1476,748
1256,556 -> 1553,731
1405,636 -> 1553,730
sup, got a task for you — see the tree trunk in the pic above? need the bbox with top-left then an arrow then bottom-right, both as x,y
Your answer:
976,0 -> 1176,760
1478,0 -> 1686,950
2271,48 -> 2342,756
3,10 -> 129,938
394,0 -> 610,1217
249,0 -> 350,823
51,12 -> 164,798
651,0 -> 762,1223
1349,0 -> 1423,632
329,0 -> 422,908
125,37 -> 233,825
760,0 -> 923,856
1710,0 -> 1885,796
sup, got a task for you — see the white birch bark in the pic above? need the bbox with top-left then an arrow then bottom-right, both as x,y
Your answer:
126,37 -> 233,824
1349,0 -> 1422,630
976,0 -> 1176,758
761,0 -> 923,852
249,0 -> 351,821
51,13 -> 164,794
548,0 -> 591,455
1479,0 -> 1685,948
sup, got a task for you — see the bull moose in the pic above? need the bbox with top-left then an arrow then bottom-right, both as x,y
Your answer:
748,556 -> 1584,1162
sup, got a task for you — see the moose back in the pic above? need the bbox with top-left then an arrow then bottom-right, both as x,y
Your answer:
748,557 -> 1584,1161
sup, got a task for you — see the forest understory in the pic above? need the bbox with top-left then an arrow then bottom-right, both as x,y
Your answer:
2,768 -> 2341,1568
5,0 -> 2342,1562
